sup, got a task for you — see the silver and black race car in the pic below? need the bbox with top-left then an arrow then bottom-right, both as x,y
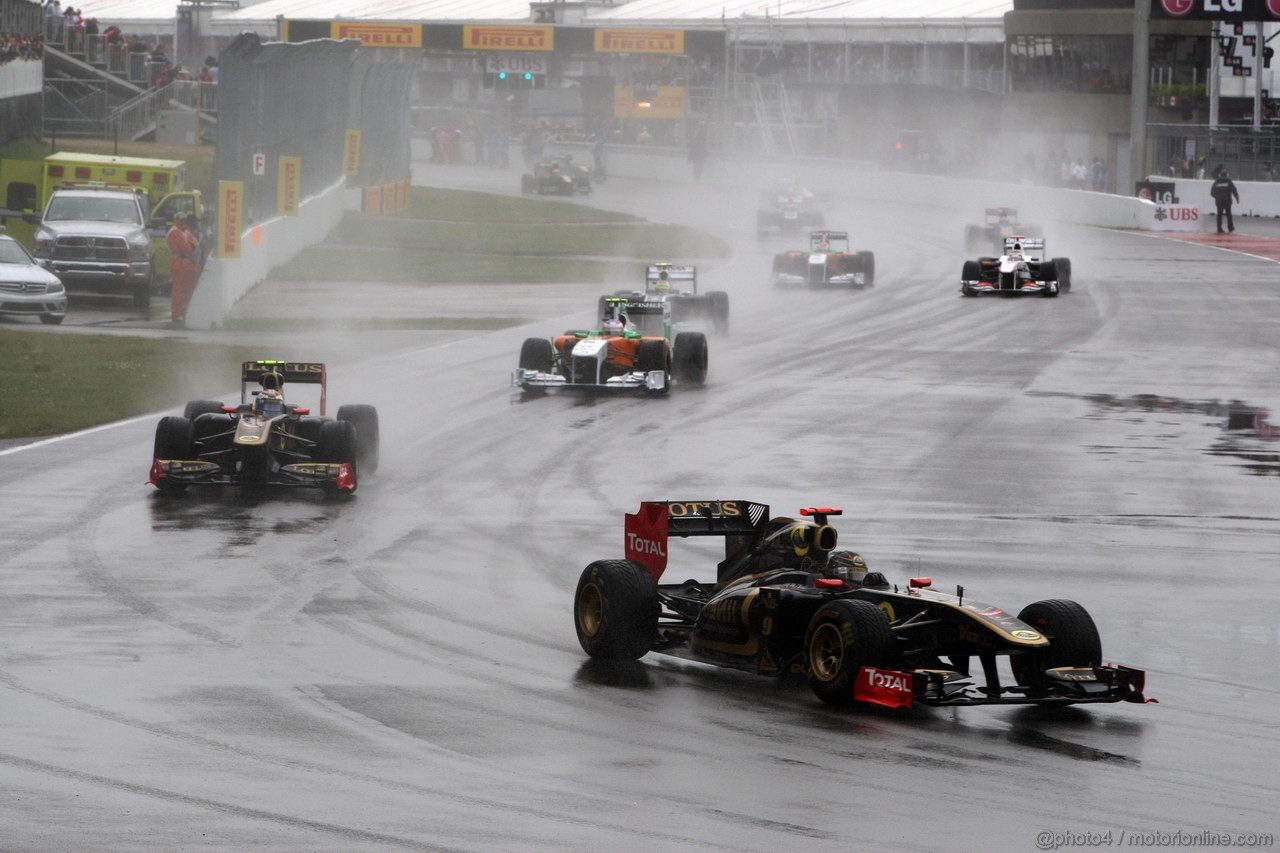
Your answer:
148,360 -> 379,495
960,236 -> 1072,297
600,263 -> 729,335
520,156 -> 592,196
574,500 -> 1150,710
756,184 -> 824,239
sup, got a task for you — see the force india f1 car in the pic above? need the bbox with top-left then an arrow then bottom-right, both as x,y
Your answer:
515,297 -> 708,395
960,236 -> 1072,297
772,230 -> 875,288
600,263 -> 730,335
574,500 -> 1150,710
964,207 -> 1042,253
148,360 -> 380,495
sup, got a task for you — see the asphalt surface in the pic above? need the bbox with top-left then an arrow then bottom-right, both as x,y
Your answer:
1,163 -> 1278,852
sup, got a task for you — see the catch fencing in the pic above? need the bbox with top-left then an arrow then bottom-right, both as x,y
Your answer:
216,34 -> 413,224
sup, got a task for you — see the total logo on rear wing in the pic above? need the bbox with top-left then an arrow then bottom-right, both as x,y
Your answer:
625,500 -> 771,581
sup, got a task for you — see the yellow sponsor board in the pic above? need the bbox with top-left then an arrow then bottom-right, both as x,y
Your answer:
383,182 -> 396,214
277,155 -> 301,217
463,25 -> 553,51
614,85 -> 686,119
364,185 -> 381,214
218,181 -> 243,259
343,130 -> 361,177
330,22 -> 422,48
594,29 -> 684,54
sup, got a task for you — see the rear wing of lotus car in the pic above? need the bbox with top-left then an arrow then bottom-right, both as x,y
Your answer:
985,207 -> 1017,224
646,263 -> 697,293
240,360 -> 328,415
1003,236 -> 1044,260
625,500 -> 771,582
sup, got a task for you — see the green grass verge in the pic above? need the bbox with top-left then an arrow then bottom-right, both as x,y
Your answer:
273,248 -> 640,284
273,187 -> 728,284
396,187 -> 642,223
0,329 -> 256,439
220,316 -> 522,332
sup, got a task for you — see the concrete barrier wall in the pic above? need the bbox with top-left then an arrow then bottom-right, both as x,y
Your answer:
0,59 -> 41,98
1156,176 -> 1280,220
543,141 -> 1204,233
185,176 -> 348,329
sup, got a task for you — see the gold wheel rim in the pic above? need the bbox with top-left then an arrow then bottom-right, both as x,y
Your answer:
578,582 -> 603,638
809,622 -> 845,682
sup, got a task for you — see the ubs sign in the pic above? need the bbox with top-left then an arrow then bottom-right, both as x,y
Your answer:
1152,0 -> 1280,19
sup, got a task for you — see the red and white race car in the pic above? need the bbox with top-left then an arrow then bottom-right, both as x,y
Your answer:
960,236 -> 1072,297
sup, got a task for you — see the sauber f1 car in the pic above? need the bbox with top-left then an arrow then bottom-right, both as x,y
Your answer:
515,297 -> 708,395
772,230 -> 875,288
601,263 -> 729,335
964,207 -> 1042,253
148,360 -> 380,495
521,156 -> 592,196
960,237 -> 1072,297
574,500 -> 1150,710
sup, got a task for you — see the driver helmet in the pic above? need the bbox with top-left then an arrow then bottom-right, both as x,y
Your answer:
602,317 -> 625,337
255,388 -> 284,417
654,271 -> 672,295
825,551 -> 869,586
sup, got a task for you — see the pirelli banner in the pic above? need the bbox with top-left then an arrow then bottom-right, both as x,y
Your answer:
594,29 -> 684,55
330,22 -> 422,48
218,181 -> 244,259
463,25 -> 553,51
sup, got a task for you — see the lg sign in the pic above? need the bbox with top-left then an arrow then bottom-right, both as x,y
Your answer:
1153,0 -> 1280,18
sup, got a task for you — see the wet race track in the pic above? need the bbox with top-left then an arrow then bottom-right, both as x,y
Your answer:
1,165 -> 1278,851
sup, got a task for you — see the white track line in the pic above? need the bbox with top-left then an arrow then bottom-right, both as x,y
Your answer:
0,413 -> 158,458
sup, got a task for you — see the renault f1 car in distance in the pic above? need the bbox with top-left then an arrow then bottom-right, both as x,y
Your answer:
515,297 -> 708,395
772,231 -> 875,288
960,237 -> 1072,297
964,207 -> 1042,253
521,156 -> 592,195
148,360 -> 380,495
600,263 -> 729,335
573,500 -> 1149,710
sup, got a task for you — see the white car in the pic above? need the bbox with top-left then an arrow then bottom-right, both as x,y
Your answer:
0,234 -> 67,325
959,236 -> 1071,298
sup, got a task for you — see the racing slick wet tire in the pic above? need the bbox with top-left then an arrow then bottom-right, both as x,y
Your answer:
960,260 -> 981,296
338,404 -> 380,476
520,174 -> 535,194
635,339 -> 671,395
183,399 -> 224,420
574,559 -> 659,660
805,599 -> 896,707
1055,257 -> 1072,292
708,291 -> 730,334
153,416 -> 194,493
318,419 -> 359,495
519,337 -> 554,374
40,313 -> 64,325
1010,599 -> 1102,696
672,332 -> 708,386
859,252 -> 876,286
1039,261 -> 1060,297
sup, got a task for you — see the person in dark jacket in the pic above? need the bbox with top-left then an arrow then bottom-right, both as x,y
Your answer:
1211,167 -> 1240,233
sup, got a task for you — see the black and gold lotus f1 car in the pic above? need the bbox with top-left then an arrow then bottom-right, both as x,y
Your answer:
148,360 -> 379,495
574,500 -> 1150,709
